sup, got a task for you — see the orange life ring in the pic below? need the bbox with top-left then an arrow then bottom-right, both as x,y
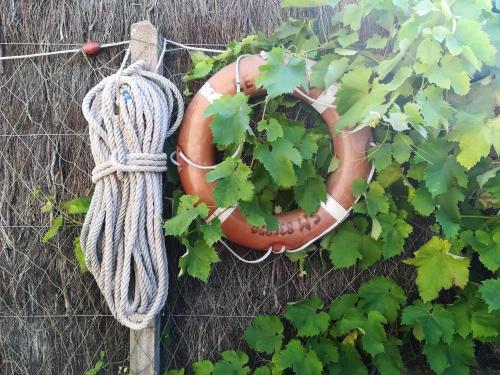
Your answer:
176,53 -> 373,252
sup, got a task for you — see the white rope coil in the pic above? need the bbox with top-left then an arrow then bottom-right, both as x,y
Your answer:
80,60 -> 184,330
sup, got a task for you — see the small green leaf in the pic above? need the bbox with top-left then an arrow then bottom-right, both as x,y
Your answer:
62,197 -> 90,214
478,278 -> 500,312
402,300 -> 455,344
365,181 -> 390,217
199,220 -> 223,246
358,277 -> 407,323
369,144 -> 392,172
192,360 -> 214,375
404,237 -> 470,302
254,138 -> 302,188
342,4 -> 362,31
416,38 -> 442,65
325,58 -> 349,87
285,298 -> 330,337
294,174 -> 327,214
391,133 -> 412,163
74,236 -> 87,273
178,240 -> 220,282
256,47 -> 308,98
410,187 -> 435,216
366,35 -> 388,49
275,339 -> 323,374
206,158 -> 254,208
43,215 -> 63,243
257,118 -> 283,142
213,351 -> 249,375
164,195 -> 209,236
205,93 -> 251,147
423,336 -> 476,375
243,315 -> 284,354
378,213 -> 412,258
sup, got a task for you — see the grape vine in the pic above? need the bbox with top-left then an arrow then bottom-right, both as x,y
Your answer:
163,0 -> 500,373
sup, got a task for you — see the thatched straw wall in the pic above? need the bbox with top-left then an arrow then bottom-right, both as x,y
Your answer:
0,1 -> 419,374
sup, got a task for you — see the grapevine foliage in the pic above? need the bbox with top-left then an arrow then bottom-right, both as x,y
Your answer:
163,0 -> 500,373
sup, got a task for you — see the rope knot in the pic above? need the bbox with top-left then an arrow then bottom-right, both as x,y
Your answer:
92,152 -> 168,183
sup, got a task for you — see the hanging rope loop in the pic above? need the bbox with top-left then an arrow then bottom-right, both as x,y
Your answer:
81,59 -> 184,330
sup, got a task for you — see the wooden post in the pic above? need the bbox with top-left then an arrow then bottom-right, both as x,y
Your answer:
129,20 -> 162,375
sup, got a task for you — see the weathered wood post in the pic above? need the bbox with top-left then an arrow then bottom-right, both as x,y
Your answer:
128,20 -> 163,375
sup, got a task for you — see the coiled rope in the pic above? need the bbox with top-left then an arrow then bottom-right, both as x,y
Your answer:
80,59 -> 183,330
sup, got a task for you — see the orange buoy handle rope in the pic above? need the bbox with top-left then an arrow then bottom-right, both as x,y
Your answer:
176,53 -> 374,253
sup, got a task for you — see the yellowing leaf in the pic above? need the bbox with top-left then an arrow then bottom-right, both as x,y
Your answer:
450,114 -> 500,170
404,237 -> 470,302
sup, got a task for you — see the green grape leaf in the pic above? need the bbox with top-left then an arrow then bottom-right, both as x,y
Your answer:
478,278 -> 500,312
294,174 -> 327,214
365,181 -> 390,217
74,236 -> 87,273
239,195 -> 279,232
62,197 -> 90,214
257,118 -> 283,142
410,187 -> 435,216
419,139 -> 468,197
276,339 -> 323,375
358,277 -> 407,323
330,344 -> 368,375
213,351 -> 249,375
329,294 -> 359,320
450,114 -> 500,170
206,158 -> 254,207
199,220 -> 223,246
285,298 -> 330,337
192,360 -> 214,375
342,4 -> 362,31
369,144 -> 393,172
391,133 -> 413,163
415,85 -> 452,129
254,138 -> 302,188
165,370 -> 185,375
183,51 -> 213,82
483,171 -> 500,199
401,300 -> 455,344
205,93 -> 251,147
378,212 -> 412,258
448,300 -> 471,339
253,367 -> 270,375
461,229 -> 500,272
338,309 -> 388,357
366,35 -> 388,49
435,188 -> 464,238
325,221 -> 382,269
310,54 -> 337,89
164,195 -> 209,236
416,37 -> 442,65
404,237 -> 470,302
336,67 -> 388,130
447,19 -> 497,66
256,47 -> 308,98
374,338 -> 404,375
423,336 -> 476,375
308,337 -> 339,365
325,57 -> 349,88
178,239 -> 220,282
415,0 -> 435,16
243,315 -> 284,354
43,215 -> 63,243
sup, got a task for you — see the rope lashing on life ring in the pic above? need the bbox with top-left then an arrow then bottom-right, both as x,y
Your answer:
174,52 -> 374,258
81,55 -> 184,330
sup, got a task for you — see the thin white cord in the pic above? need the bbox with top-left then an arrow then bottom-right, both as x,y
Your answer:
165,39 -> 225,54
171,144 -> 242,170
0,41 -> 130,61
220,240 -> 278,264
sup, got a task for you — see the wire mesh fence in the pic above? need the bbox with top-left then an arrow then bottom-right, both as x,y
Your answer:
0,1 -> 423,374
